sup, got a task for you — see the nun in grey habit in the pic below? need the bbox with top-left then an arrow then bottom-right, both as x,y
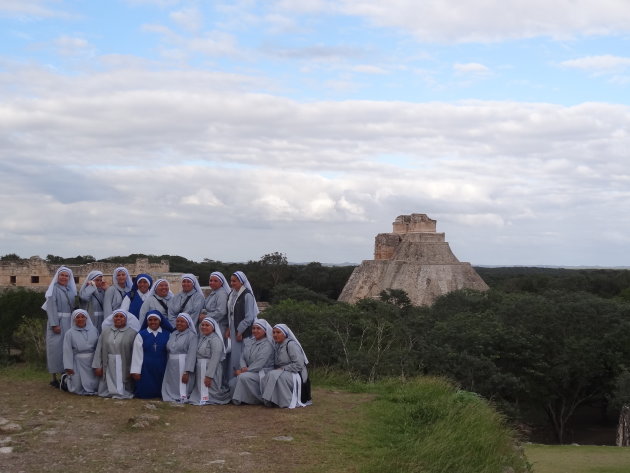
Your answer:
62,309 -> 99,395
92,310 -> 140,399
167,274 -> 205,325
78,270 -> 106,333
161,312 -> 197,403
262,323 -> 310,409
188,317 -> 231,405
43,266 -> 77,386
138,278 -> 173,325
231,318 -> 274,405
226,271 -> 258,382
103,267 -> 133,316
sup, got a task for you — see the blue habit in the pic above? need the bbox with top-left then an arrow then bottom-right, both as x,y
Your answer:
134,328 -> 169,399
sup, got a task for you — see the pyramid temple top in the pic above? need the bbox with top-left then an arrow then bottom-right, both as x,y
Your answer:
392,213 -> 436,234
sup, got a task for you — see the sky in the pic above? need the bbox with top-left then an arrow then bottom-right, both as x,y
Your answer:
0,0 -> 629,267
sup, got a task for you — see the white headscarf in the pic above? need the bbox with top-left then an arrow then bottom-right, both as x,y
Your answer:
42,266 -> 77,311
274,323 -> 309,365
253,318 -> 273,344
79,270 -> 103,294
112,267 -> 133,292
232,271 -> 260,316
176,312 -> 197,335
147,278 -> 174,300
102,310 -> 141,332
70,309 -> 95,331
181,273 -> 203,294
210,271 -> 230,295
201,317 -> 226,361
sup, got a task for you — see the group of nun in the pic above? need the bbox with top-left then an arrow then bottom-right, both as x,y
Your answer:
43,266 -> 311,408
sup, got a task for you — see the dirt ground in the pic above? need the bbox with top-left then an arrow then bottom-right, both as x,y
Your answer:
0,376 -> 373,473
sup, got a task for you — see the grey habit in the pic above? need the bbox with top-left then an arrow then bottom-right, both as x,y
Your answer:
161,325 -> 197,402
79,283 -> 106,333
188,330 -> 230,405
62,310 -> 99,395
201,289 -> 228,334
167,290 -> 205,325
45,283 -> 75,374
262,339 -> 308,408
92,324 -> 137,399
227,287 -> 257,380
231,336 -> 274,405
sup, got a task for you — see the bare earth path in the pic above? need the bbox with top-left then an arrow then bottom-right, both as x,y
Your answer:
0,377 -> 373,473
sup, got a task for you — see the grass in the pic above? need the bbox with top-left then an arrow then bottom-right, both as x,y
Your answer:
525,444 -> 630,473
314,370 -> 531,473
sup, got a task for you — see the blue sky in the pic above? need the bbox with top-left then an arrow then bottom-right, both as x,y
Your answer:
1,0 -> 629,266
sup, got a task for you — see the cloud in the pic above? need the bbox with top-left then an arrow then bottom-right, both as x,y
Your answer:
336,0 -> 630,42
560,54 -> 630,71
169,6 -> 203,32
0,0 -> 72,19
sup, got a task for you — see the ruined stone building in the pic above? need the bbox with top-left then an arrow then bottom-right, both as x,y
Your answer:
0,256 -> 179,292
338,214 -> 489,306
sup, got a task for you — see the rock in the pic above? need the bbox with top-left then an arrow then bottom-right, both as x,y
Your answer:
144,403 -> 157,410
0,446 -> 13,454
0,423 -> 22,433
0,436 -> 12,445
273,436 -> 293,442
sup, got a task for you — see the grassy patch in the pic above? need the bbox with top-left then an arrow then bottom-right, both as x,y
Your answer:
0,362 -> 48,381
313,371 -> 531,473
526,444 -> 630,473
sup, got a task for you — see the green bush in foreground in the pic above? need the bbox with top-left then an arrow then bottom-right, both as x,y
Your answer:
317,372 -> 531,473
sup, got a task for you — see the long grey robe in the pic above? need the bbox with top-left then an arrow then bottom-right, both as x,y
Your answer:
262,339 -> 308,408
92,325 -> 137,399
227,289 -> 256,380
63,324 -> 99,395
138,293 -> 173,325
79,285 -> 106,333
103,285 -> 127,317
231,337 -> 274,405
167,290 -> 205,325
201,290 -> 228,334
161,329 -> 197,402
188,333 -> 230,405
45,284 -> 75,374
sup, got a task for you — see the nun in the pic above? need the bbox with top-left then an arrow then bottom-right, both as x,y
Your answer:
92,310 -> 140,399
120,273 -> 153,319
78,270 -> 106,333
130,310 -> 173,399
167,274 -> 205,325
200,271 -> 230,334
42,266 -> 77,388
138,278 -> 173,325
103,267 -> 133,316
231,318 -> 274,405
62,309 -> 99,395
161,313 -> 197,403
226,271 -> 258,381
188,317 -> 231,405
262,323 -> 311,409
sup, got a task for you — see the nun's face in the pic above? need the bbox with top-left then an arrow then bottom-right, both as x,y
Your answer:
272,328 -> 286,344
113,312 -> 127,329
94,275 -> 104,288
147,316 -> 160,331
75,313 -> 87,328
156,281 -> 169,297
209,276 -> 223,291
137,278 -> 150,294
175,317 -> 189,332
57,271 -> 70,286
116,271 -> 127,287
181,278 -> 194,293
230,275 -> 243,291
200,320 -> 214,336
252,324 -> 266,341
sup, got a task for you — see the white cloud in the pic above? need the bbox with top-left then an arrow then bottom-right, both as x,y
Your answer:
560,54 -> 630,71
453,62 -> 490,75
0,0 -> 71,19
337,0 -> 630,42
169,6 -> 203,32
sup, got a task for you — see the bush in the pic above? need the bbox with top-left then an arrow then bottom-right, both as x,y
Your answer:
13,316 -> 47,366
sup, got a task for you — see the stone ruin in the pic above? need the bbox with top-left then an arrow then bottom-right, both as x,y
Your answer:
338,213 -> 489,306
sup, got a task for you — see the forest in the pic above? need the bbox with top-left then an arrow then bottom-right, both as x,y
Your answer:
2,252 -> 630,444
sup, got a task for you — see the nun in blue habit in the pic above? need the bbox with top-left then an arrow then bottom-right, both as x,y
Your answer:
130,310 -> 173,399
120,273 -> 153,318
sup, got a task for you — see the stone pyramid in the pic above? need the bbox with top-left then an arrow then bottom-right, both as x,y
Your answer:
338,213 -> 489,306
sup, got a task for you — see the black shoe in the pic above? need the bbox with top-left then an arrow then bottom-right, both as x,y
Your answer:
49,380 -> 60,388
